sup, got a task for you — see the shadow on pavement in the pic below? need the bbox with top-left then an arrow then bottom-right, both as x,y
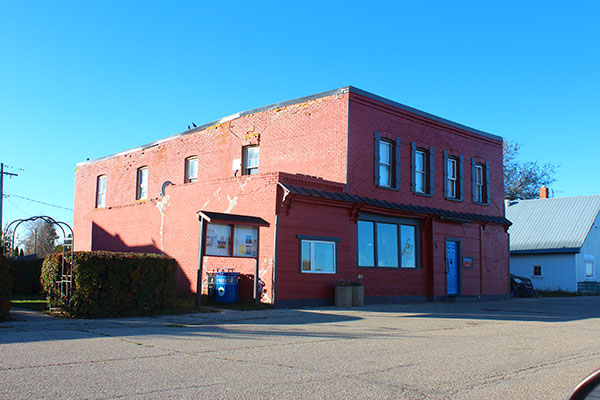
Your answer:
2,297 -> 599,345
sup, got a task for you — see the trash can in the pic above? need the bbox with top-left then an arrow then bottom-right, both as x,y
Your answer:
215,270 -> 240,303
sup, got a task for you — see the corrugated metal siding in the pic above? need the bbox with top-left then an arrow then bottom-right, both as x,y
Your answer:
506,195 -> 600,252
578,212 -> 600,282
510,253 -> 577,292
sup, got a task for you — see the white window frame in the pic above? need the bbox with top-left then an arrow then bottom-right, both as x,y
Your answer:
137,167 -> 148,200
185,156 -> 198,183
379,140 -> 393,187
415,149 -> 426,193
300,239 -> 337,274
243,146 -> 259,175
447,157 -> 458,199
96,175 -> 106,208
584,255 -> 595,280
474,164 -> 484,203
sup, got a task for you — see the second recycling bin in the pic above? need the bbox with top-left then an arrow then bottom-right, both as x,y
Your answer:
215,270 -> 240,303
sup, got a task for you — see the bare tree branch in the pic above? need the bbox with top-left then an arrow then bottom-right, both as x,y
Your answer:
503,141 -> 558,200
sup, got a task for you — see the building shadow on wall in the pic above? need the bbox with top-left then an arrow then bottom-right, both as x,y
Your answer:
90,221 -> 191,296
92,222 -> 161,253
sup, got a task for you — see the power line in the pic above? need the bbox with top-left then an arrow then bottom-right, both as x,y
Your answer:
3,164 -> 71,182
6,197 -> 29,217
4,193 -> 73,211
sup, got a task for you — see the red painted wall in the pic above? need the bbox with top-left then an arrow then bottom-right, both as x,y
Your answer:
73,87 -> 509,304
347,92 -> 505,217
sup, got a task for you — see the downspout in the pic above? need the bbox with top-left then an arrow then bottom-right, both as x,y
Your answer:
272,214 -> 279,305
345,89 -> 351,194
479,224 -> 484,296
196,218 -> 206,309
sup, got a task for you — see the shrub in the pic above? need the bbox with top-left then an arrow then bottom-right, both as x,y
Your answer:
0,255 -> 11,321
42,251 -> 177,318
11,258 -> 43,294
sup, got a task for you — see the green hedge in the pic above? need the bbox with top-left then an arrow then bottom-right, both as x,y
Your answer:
42,251 -> 177,318
11,258 -> 43,294
0,255 -> 11,321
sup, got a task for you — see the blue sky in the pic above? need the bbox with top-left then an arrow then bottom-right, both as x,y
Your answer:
1,0 -> 599,235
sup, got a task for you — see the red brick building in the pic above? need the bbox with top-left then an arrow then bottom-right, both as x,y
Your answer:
73,87 -> 510,306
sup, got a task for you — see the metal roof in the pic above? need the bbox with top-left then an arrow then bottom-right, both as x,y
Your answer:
197,211 -> 270,227
506,195 -> 600,253
280,183 -> 511,225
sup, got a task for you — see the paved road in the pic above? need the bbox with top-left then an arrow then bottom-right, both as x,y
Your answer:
1,297 -> 599,399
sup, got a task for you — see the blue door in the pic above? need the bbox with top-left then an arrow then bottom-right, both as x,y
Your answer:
446,240 -> 459,295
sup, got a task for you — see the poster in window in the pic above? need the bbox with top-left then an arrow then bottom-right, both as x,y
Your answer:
205,223 -> 231,256
400,225 -> 416,268
233,225 -> 258,257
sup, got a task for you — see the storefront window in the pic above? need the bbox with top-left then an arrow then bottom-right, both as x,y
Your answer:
357,216 -> 419,268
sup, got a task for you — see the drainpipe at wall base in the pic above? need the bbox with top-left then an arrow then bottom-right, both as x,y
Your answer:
196,218 -> 206,309
272,214 -> 279,306
479,223 -> 484,296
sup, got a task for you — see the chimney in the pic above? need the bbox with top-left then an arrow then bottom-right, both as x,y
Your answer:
539,186 -> 549,199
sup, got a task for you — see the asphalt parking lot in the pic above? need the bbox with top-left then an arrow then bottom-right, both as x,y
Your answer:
1,297 -> 599,400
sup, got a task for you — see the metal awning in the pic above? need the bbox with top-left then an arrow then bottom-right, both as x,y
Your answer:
197,210 -> 270,227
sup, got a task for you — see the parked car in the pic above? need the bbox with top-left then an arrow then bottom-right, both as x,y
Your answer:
510,274 -> 537,297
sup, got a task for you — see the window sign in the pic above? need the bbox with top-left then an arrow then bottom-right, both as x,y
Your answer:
233,225 -> 258,257
205,223 -> 231,256
400,225 -> 416,268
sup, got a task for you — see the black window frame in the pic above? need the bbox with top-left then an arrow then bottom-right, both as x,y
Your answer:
357,213 -> 421,269
411,143 -> 435,197
471,159 -> 490,205
533,265 -> 542,277
374,131 -> 401,191
443,151 -> 464,201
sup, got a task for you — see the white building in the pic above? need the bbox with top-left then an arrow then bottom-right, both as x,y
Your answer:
506,194 -> 600,293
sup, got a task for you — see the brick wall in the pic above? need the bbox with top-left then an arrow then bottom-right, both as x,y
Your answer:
348,92 -> 505,216
73,87 -> 509,303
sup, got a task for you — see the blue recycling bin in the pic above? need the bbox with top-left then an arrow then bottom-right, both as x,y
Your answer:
215,271 -> 240,303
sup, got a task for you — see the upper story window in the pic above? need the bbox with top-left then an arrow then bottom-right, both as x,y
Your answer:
95,175 -> 106,208
357,217 -> 418,269
136,166 -> 148,200
243,145 -> 259,175
472,160 -> 490,205
374,132 -> 401,190
444,152 -> 464,201
379,140 -> 393,187
185,156 -> 198,183
447,157 -> 458,198
411,143 -> 434,196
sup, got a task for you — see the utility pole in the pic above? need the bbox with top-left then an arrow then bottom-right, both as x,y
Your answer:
0,162 -> 18,236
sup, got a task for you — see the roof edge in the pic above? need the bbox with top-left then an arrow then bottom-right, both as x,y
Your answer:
77,87 -> 351,167
510,248 -> 580,255
77,85 -> 501,167
348,86 -> 502,142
